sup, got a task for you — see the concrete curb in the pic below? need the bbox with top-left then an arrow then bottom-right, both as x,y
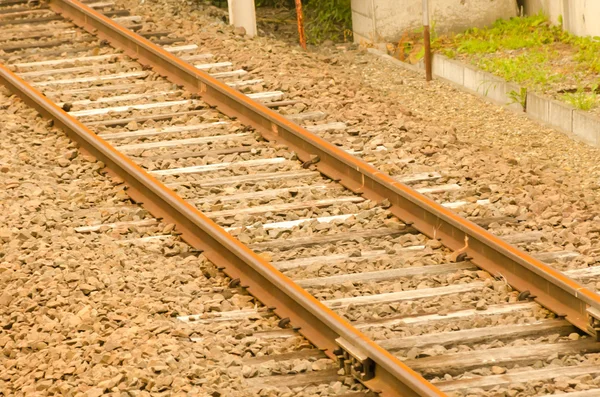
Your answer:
367,48 -> 599,147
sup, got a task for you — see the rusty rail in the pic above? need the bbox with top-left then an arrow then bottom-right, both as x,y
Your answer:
0,4 -> 447,396
0,62 -> 443,397
47,0 -> 600,338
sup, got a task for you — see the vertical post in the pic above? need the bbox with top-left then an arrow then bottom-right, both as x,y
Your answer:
228,0 -> 257,38
422,0 -> 432,81
295,0 -> 307,50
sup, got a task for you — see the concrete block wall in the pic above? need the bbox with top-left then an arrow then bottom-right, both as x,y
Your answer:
350,0 -> 376,43
523,0 -> 600,37
573,111 -> 600,146
352,1 -> 600,47
369,49 -> 600,147
527,91 -> 549,124
547,100 -> 574,134
351,0 -> 517,44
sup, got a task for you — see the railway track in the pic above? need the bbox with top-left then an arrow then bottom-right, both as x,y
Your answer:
2,0 -> 600,395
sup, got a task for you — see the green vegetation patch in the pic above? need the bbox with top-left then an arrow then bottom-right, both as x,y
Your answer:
561,85 -> 599,111
477,49 -> 559,86
389,13 -> 600,110
450,13 -> 562,54
303,0 -> 352,44
210,0 -> 352,44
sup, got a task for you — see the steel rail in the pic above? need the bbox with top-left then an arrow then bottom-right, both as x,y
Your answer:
46,0 -> 600,339
0,48 -> 443,397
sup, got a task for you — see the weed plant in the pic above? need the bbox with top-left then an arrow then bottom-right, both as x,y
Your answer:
303,0 -> 352,44
561,85 -> 599,111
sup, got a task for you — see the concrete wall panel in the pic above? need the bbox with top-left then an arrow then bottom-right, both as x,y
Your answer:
527,92 -> 550,123
353,0 -> 600,44
351,11 -> 376,42
467,69 -> 506,103
573,111 -> 600,146
523,0 -> 600,37
350,0 -> 373,17
432,55 -> 444,78
441,58 -> 464,86
463,64 -> 484,94
548,100 -> 574,133
352,0 -> 517,43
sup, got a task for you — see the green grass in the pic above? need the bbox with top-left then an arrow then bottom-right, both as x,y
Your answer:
424,12 -> 600,110
477,49 -> 559,86
573,40 -> 600,73
561,86 -> 598,110
508,87 -> 528,110
304,0 -> 352,44
449,13 -> 565,55
438,12 -> 600,80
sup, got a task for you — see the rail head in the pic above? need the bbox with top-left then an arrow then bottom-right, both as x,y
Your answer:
0,52 -> 445,397
46,0 -> 600,339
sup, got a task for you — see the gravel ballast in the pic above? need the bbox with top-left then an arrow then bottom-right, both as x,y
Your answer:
0,88 -> 367,396
107,0 -> 600,286
4,2 -> 600,395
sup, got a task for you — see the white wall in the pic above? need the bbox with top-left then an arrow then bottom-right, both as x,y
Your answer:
524,0 -> 600,37
352,0 -> 518,44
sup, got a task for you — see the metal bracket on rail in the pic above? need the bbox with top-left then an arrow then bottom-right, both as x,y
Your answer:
587,307 -> 600,341
334,337 -> 375,382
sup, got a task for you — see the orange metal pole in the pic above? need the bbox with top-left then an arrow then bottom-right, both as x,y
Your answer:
422,0 -> 432,81
294,0 -> 307,50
